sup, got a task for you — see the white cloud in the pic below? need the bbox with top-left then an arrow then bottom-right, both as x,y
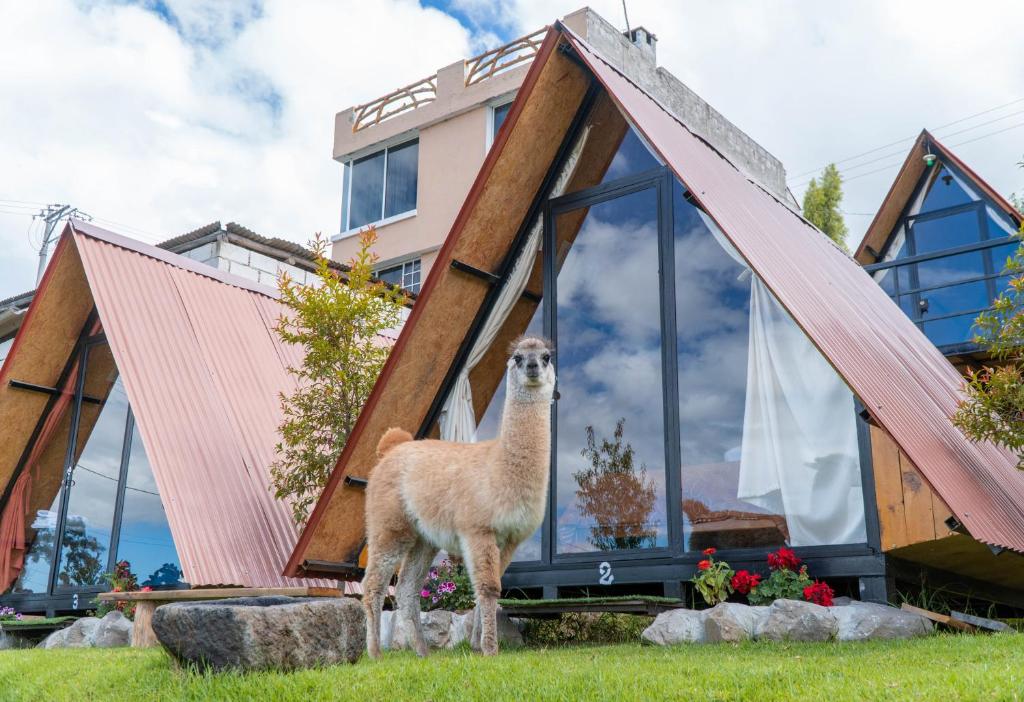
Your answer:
0,0 -> 472,297
506,0 -> 1024,239
3,0 -> 1022,304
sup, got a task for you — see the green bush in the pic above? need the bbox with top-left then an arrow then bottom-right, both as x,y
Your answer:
522,613 -> 651,647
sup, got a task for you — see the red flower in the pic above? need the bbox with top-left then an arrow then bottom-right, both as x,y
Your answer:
803,581 -> 835,607
697,560 -> 712,571
730,570 -> 762,596
767,547 -> 801,571
141,586 -> 153,593
112,586 -> 122,592
702,547 -> 716,556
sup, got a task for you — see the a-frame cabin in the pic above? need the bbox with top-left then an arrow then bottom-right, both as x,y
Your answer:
287,23 -> 1024,605
856,130 -> 1023,364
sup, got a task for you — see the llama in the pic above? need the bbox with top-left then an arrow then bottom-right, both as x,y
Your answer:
361,336 -> 555,657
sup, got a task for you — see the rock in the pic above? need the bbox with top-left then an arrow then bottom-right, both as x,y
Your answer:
704,603 -> 768,643
153,596 -> 364,672
40,617 -> 101,649
390,609 -> 454,650
385,606 -> 523,651
755,599 -> 838,642
641,609 -> 706,645
92,611 -> 132,648
831,596 -> 854,606
831,602 -> 933,641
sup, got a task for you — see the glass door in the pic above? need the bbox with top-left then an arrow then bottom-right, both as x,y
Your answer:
547,179 -> 673,560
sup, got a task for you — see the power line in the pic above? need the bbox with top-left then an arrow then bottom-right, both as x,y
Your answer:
33,205 -> 92,284
788,96 -> 1024,182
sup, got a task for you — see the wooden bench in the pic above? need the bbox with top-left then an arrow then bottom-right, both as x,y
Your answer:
96,586 -> 343,647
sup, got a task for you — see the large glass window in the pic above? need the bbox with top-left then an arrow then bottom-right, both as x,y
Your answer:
866,161 -> 1020,351
3,337 -> 184,605
674,182 -> 865,549
55,344 -> 125,590
553,188 -> 668,555
341,139 -> 419,231
116,424 -> 183,588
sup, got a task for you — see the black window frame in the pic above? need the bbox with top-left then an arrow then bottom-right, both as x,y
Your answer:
417,82 -> 883,594
865,167 -> 1020,354
1,326 -> 187,615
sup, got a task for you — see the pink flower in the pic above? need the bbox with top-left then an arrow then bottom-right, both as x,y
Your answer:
420,589 -> 430,598
141,586 -> 153,592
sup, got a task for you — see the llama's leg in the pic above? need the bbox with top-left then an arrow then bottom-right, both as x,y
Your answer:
395,539 -> 436,658
362,539 -> 406,660
471,541 -> 517,650
463,532 -> 502,655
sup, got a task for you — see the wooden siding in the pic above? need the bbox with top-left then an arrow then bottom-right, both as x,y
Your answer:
870,424 -> 955,551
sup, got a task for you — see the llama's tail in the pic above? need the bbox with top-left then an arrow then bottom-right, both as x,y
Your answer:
376,427 -> 413,458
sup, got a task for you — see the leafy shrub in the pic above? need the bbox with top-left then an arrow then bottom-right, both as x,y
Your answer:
522,613 -> 651,647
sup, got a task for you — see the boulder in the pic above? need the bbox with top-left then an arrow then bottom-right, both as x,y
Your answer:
755,599 -> 838,642
830,601 -> 933,641
92,611 -> 132,648
153,596 -> 364,672
39,616 -> 101,649
390,609 -> 454,650
704,603 -> 768,643
383,607 -> 523,651
641,609 -> 706,645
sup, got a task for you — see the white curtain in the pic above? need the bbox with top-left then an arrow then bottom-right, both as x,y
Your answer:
439,126 -> 592,442
700,211 -> 866,546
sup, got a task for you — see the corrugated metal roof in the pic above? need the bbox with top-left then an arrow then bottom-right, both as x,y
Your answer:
560,27 -> 1024,554
68,220 -> 340,588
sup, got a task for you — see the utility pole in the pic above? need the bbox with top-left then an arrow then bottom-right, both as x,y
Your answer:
34,204 -> 91,285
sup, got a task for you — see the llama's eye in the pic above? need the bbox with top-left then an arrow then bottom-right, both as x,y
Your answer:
513,354 -> 524,365
541,353 -> 550,363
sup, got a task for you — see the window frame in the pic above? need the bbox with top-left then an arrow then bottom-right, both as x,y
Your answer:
375,257 -> 422,295
1,326 -> 187,613
486,96 -> 516,151
339,136 -> 419,236
866,194 -> 1019,352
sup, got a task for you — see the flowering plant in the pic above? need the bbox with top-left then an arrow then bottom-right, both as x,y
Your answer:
0,606 -> 23,622
730,569 -> 762,596
746,547 -> 836,607
690,548 -> 734,605
419,558 -> 475,612
803,580 -> 835,607
95,560 -> 143,619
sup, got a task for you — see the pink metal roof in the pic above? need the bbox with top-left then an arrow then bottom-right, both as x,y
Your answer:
561,28 -> 1024,553
68,220 -> 342,588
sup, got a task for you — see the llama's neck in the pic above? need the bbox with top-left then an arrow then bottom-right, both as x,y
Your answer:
496,383 -> 552,491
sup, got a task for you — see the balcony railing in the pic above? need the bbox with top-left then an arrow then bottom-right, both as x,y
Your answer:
350,27 -> 547,133
464,27 -> 547,86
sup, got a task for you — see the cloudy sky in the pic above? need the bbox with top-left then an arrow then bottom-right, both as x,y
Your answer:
1,0 -> 1022,300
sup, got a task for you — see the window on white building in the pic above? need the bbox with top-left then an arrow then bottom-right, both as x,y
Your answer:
341,139 -> 419,232
376,258 -> 422,295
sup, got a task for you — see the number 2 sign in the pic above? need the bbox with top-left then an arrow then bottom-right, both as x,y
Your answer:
598,561 -> 614,585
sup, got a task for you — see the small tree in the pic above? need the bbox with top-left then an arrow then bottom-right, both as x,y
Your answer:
270,228 -> 407,524
803,163 -> 849,251
953,157 -> 1024,466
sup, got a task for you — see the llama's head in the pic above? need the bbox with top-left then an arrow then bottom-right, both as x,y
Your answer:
506,336 -> 555,401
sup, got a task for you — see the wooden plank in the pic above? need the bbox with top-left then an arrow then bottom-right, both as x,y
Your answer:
96,586 -> 342,602
499,598 -> 684,618
900,449 -> 937,545
950,610 -> 1012,632
931,489 -> 955,540
899,603 -> 976,632
870,425 -> 908,550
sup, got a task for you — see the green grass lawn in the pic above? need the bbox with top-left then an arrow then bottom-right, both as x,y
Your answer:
0,634 -> 1021,701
